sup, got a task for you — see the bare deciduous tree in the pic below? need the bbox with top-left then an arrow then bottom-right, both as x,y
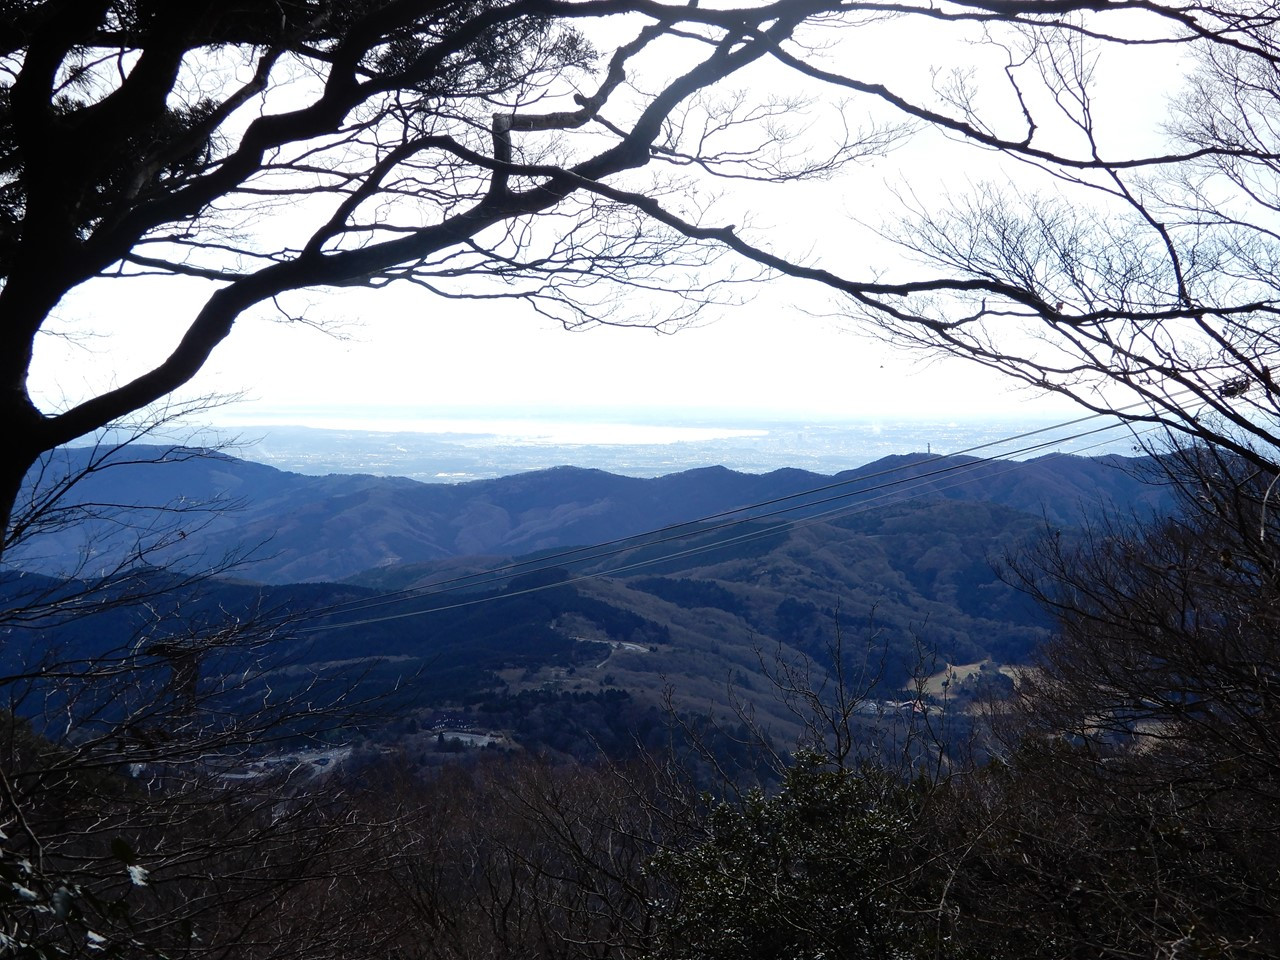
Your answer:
0,427 -> 411,959
822,6 -> 1280,470
0,0 -> 898,546
915,444 -> 1280,958
15,1 -> 1280,556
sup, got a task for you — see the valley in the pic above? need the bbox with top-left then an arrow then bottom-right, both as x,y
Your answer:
3,443 -> 1170,765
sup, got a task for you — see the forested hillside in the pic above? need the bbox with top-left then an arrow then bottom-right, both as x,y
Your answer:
8,445 -> 1165,582
7,442 -> 1278,958
7,0 -> 1280,953
3,447 -> 1164,763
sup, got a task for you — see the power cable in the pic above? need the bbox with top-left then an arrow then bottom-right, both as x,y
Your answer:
290,402 -> 1160,627
297,415 -> 1154,633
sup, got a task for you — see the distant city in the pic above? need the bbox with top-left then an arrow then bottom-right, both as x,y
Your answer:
208,414 -> 1149,482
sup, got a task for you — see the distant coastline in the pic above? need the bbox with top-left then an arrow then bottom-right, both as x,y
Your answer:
189,413 -> 1144,483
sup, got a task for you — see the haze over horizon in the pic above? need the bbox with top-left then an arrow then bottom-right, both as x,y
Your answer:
183,408 -> 1145,484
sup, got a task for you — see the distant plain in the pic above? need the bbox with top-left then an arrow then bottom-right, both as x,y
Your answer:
216,414 -> 1142,482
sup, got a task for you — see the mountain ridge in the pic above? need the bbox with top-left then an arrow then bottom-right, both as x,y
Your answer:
3,444 -> 1175,759
8,445 -> 1168,584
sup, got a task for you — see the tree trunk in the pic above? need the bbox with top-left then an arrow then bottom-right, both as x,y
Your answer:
0,398 -> 53,563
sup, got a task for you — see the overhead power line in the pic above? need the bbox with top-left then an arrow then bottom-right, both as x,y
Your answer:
292,409 -> 1162,635
292,405 -> 1147,627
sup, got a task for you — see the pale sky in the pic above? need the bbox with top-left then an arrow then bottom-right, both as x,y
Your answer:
26,8 -> 1180,436
33,260 -> 1082,429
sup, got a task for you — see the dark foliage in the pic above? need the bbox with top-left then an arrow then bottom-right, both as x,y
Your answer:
629,576 -> 749,618
648,753 -> 930,960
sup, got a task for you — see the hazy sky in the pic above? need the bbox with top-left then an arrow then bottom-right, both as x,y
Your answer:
35,262 -> 1083,430
27,8 -> 1178,435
